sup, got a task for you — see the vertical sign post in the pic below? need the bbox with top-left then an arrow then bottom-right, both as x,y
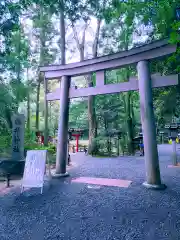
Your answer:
159,132 -> 164,144
170,124 -> 178,166
165,124 -> 178,166
11,114 -> 25,160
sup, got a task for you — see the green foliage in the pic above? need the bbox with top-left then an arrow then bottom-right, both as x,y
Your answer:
69,100 -> 88,130
25,143 -> 56,155
0,0 -> 180,157
0,135 -> 12,152
0,0 -> 20,35
24,131 -> 56,157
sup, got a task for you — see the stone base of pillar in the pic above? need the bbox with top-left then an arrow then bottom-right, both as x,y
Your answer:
143,182 -> 167,190
52,172 -> 69,178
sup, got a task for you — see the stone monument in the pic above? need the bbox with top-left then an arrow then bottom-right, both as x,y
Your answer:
11,114 -> 25,160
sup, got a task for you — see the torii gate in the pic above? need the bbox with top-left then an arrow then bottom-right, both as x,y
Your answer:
40,38 -> 178,190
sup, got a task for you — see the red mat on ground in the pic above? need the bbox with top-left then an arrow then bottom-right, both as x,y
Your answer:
71,177 -> 132,188
168,163 -> 180,168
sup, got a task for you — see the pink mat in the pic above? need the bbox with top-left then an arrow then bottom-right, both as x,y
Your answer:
168,163 -> 180,168
71,177 -> 132,188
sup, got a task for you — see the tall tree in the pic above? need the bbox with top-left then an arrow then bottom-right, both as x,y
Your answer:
31,3 -> 57,131
68,0 -> 108,153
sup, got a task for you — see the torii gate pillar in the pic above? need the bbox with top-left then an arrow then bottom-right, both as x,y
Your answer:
137,60 -> 166,189
54,76 -> 71,177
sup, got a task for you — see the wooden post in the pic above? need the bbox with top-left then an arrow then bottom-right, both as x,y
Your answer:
172,140 -> 177,166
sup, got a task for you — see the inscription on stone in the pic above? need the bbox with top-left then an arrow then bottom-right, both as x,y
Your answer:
11,114 -> 25,160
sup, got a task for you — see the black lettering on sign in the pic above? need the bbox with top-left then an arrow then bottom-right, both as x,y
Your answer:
13,146 -> 20,152
12,127 -> 21,152
15,118 -> 21,125
14,127 -> 20,135
14,135 -> 20,144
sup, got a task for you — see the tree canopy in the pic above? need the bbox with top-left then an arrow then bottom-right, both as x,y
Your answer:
0,0 -> 180,155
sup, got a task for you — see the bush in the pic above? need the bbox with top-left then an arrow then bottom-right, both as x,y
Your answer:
24,130 -> 56,155
24,143 -> 57,165
88,137 -> 102,156
25,143 -> 56,155
0,134 -> 12,155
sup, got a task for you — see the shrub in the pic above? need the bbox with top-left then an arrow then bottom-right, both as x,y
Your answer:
0,134 -> 12,153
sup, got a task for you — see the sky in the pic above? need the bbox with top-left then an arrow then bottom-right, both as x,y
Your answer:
18,11 -> 153,87
17,10 -> 152,116
24,15 -> 150,67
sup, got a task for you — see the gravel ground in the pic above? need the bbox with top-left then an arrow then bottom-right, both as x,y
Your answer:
0,144 -> 180,240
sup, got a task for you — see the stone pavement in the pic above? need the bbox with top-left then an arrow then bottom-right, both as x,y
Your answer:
0,145 -> 180,239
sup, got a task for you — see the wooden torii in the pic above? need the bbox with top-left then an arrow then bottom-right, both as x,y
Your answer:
40,38 -> 178,190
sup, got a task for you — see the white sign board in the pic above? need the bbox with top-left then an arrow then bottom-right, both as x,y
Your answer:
21,150 -> 47,193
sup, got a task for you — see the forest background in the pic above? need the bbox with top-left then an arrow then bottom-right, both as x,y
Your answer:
1,0 -> 180,157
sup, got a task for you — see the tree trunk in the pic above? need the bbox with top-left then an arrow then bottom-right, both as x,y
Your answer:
103,114 -> 109,154
36,79 -> 41,131
71,18 -> 101,154
131,94 -> 135,140
125,92 -> 134,155
87,19 -> 101,154
17,29 -> 21,84
44,75 -> 49,146
49,102 -> 52,131
26,69 -> 30,134
27,91 -> 30,133
59,0 -> 66,65
15,28 -> 21,108
36,5 -> 45,132
87,75 -> 97,153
